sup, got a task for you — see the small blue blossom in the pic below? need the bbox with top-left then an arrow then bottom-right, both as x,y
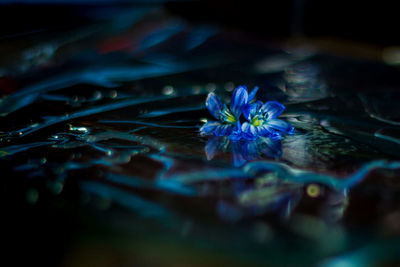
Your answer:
200,85 -> 257,137
200,85 -> 293,141
241,101 -> 294,140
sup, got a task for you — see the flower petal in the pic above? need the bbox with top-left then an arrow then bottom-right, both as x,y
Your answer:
248,86 -> 259,102
270,132 -> 283,140
214,124 -> 233,136
242,103 -> 258,121
229,133 -> 242,141
229,121 -> 243,141
267,119 -> 294,135
257,125 -> 274,137
230,85 -> 248,118
241,122 -> 258,140
200,121 -> 220,135
262,101 -> 285,119
206,92 -> 223,120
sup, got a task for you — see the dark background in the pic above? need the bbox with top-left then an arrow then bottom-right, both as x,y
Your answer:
1,1 -> 399,266
0,0 -> 398,45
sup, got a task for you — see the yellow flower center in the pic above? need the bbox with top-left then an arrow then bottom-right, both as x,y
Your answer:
251,116 -> 263,126
223,109 -> 236,123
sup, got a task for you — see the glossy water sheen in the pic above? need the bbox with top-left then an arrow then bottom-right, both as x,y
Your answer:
1,6 -> 400,266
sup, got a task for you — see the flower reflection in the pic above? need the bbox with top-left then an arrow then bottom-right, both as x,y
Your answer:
205,136 -> 282,167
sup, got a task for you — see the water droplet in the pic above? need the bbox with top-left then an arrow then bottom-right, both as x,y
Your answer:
69,125 -> 88,133
109,90 -> 118,99
162,85 -> 175,96
92,91 -> 102,100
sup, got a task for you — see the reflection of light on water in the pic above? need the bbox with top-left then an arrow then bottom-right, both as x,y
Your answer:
109,90 -> 118,99
254,46 -> 316,74
358,93 -> 400,126
322,189 -> 348,222
283,63 -> 328,102
374,128 -> 400,145
282,134 -> 311,167
21,43 -> 56,72
238,183 -> 299,207
255,54 -> 294,73
284,115 -> 360,169
92,91 -> 103,101
185,25 -> 217,50
162,85 -> 175,96
68,125 -> 89,133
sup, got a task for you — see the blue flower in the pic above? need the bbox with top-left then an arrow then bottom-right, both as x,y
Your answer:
200,86 -> 257,137
241,101 -> 294,140
200,85 -> 293,141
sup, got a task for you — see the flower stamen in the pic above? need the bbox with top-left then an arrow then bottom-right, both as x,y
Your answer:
250,115 -> 263,126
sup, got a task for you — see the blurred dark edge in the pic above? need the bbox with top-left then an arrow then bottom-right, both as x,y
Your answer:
1,0 -> 399,266
167,0 -> 399,46
0,0 -> 398,45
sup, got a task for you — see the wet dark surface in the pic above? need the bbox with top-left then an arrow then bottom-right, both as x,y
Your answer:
1,4 -> 400,267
